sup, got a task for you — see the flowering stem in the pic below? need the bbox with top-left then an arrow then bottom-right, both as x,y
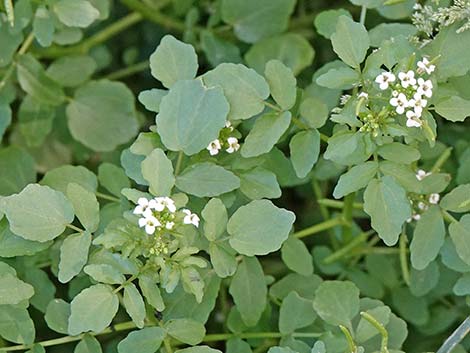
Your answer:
399,230 -> 411,286
292,217 -> 345,239
360,311 -> 389,353
430,147 -> 452,173
339,325 -> 357,353
95,192 -> 120,203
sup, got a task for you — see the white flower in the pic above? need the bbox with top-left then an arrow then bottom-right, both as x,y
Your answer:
134,197 -> 155,215
358,92 -> 369,100
418,201 -> 428,211
226,137 -> 240,154
138,215 -> 161,235
417,57 -> 436,75
375,72 -> 396,90
154,197 -> 176,213
416,169 -> 430,181
392,90 -> 399,97
408,93 -> 427,116
182,209 -> 200,227
225,121 -> 234,131
406,110 -> 423,127
429,193 -> 440,204
413,213 -> 421,221
390,93 -> 408,114
165,221 -> 175,230
207,139 -> 221,156
398,70 -> 417,88
417,78 -> 433,98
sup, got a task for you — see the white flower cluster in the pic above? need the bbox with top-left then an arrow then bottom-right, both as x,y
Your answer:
207,121 -> 240,156
134,197 -> 199,235
375,58 -> 435,128
408,169 -> 440,222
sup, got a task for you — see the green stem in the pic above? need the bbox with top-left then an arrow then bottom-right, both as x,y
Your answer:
292,217 -> 344,239
317,199 -> 363,210
323,230 -> 373,264
103,60 -> 149,80
174,151 -> 185,176
399,229 -> 410,286
113,273 -> 140,293
263,100 -> 283,112
339,325 -> 357,353
66,224 -> 84,233
431,147 -> 452,173
342,193 -> 356,241
95,191 -> 120,203
442,210 -> 458,224
360,312 -> 389,353
160,322 -> 174,353
312,180 -> 339,249
18,32 -> 35,55
37,12 -> 143,58
359,5 -> 367,25
203,332 -> 323,342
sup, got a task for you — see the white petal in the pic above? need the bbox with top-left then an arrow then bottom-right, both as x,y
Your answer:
133,205 -> 144,215
379,82 -> 388,90
138,218 -> 147,227
145,224 -> 156,235
137,197 -> 149,206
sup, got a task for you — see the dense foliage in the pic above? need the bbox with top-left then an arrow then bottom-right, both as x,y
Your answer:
0,0 -> 470,353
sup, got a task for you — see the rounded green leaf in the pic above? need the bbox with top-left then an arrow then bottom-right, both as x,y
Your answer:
331,16 -> 370,68
67,80 -> 138,152
156,79 -> 229,155
123,283 -> 145,329
0,146 -> 35,196
3,184 -> 74,242
279,291 -> 316,334
0,305 -> 35,344
289,130 -> 321,178
280,236 -> 313,276
53,0 -> 99,28
141,148 -> 175,197
0,273 -> 34,305
165,319 -> 206,345
239,167 -> 281,200
59,231 -> 92,283
74,334 -> 103,353
440,184 -> 470,213
264,60 -> 297,110
66,184 -> 99,232
227,199 -> 295,256
333,161 -> 378,199
117,327 -> 165,353
45,299 -> 71,334
201,198 -> 228,241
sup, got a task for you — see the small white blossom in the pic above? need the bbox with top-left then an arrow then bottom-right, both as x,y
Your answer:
390,93 -> 408,114
418,201 -> 428,211
375,72 -> 396,90
416,169 -> 430,181
138,215 -> 161,235
429,193 -> 440,204
413,214 -> 421,221
417,78 -> 433,98
207,139 -> 222,156
182,209 -> 200,227
392,90 -> 399,97
406,110 -> 423,127
155,197 -> 176,213
417,57 -> 436,75
165,221 -> 175,230
134,197 -> 150,215
398,70 -> 417,88
408,93 -> 427,116
226,137 -> 240,154
225,121 -> 234,131
358,92 -> 369,100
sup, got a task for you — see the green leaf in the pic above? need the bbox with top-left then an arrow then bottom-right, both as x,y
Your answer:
176,162 -> 240,197
245,33 -> 314,76
391,287 -> 429,326
450,215 -> 470,266
68,284 -> 119,335
221,0 -> 296,43
0,273 -> 34,305
314,9 -> 352,39
200,30 -> 242,68
66,183 -> 99,232
53,0 -> 99,28
312,280 -> 360,327
0,19 -> 23,67
16,54 -> 65,106
267,348 -> 297,353
453,273 -> 470,296
18,95 -> 55,147
149,35 -> 198,88
270,273 -> 322,301
0,218 -> 51,257
157,79 -> 229,155
141,149 -> 175,197
227,199 -> 295,256
117,327 -> 165,353
45,299 -> 70,334
324,131 -> 368,166
316,67 -> 360,89
138,89 -> 167,113
239,167 -> 281,200
410,206 -> 445,270
0,104 -> 12,143
203,63 -> 269,121
331,16 -> 369,68
32,6 -> 54,47
0,147 -> 35,196
165,319 -> 206,345
41,165 -> 98,194
226,338 -> 252,353
299,97 -> 329,129
409,261 -> 440,297
75,334 -> 103,353
67,80 -> 138,152
369,23 -> 417,47
98,163 -> 130,197
241,111 -> 291,158
279,291 -> 316,334
281,236 -> 313,276
59,231 -> 92,283
209,242 -> 237,278
3,184 -> 74,242
363,176 -> 411,246
0,305 -> 35,344
333,161 -> 378,199
229,256 -> 267,327
435,96 -> 470,122
123,283 -> 146,328
377,142 -> 421,164
47,55 -> 97,87
175,347 -> 222,353
289,130 -> 321,178
139,273 -> 165,312
202,198 -> 228,241
84,264 -> 125,284
264,60 -> 297,110
23,268 -> 55,312
441,184 -> 470,213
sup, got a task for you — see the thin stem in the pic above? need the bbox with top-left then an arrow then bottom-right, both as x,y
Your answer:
292,217 -> 345,239
339,325 -> 357,353
263,100 -> 283,112
18,32 -> 35,55
160,321 -> 174,353
174,151 -> 185,176
431,147 -> 452,173
323,230 -> 373,264
360,312 -> 389,353
103,60 -> 149,80
442,210 -> 458,224
399,229 -> 410,286
317,199 -> 363,210
66,224 -> 84,233
95,191 -> 120,203
202,332 -> 323,342
359,6 -> 367,26
37,12 -> 143,58
113,273 -> 140,293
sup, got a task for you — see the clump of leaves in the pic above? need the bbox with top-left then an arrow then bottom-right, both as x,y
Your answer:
1,0 -> 470,353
